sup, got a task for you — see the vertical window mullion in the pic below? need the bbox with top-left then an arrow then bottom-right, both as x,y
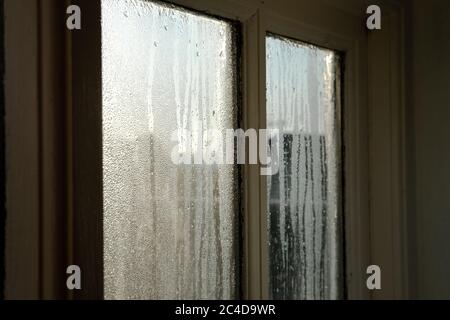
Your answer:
242,9 -> 270,300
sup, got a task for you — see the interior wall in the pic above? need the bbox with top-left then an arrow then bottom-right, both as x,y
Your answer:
0,0 -> 5,300
406,0 -> 450,299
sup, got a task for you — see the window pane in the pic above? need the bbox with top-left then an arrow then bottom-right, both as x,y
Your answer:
266,34 -> 343,299
102,0 -> 239,299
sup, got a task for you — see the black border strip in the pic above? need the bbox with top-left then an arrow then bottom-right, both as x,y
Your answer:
0,0 -> 5,301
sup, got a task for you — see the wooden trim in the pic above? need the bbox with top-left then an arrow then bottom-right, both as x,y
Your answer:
167,0 -> 257,21
39,0 -> 68,300
4,0 -> 69,300
242,10 -> 265,300
69,0 -> 103,300
368,1 -> 407,299
257,11 -> 269,300
4,0 -> 41,299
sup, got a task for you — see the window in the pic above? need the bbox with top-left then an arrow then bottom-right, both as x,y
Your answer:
266,35 -> 343,299
102,0 -> 239,299
94,0 -> 363,301
2,0 -> 407,302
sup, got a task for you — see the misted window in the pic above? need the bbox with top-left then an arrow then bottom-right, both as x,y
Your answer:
266,34 -> 343,299
102,0 -> 239,299
101,0 -> 345,301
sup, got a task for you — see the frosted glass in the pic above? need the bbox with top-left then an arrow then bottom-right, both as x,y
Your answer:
266,35 -> 343,300
102,0 -> 239,299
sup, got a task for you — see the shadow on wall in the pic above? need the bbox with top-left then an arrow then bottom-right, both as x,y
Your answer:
406,0 -> 450,299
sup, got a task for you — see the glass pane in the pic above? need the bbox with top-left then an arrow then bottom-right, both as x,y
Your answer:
266,34 -> 343,299
102,0 -> 239,299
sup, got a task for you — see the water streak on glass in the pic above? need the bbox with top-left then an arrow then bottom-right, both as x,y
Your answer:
102,0 -> 239,299
266,34 -> 343,300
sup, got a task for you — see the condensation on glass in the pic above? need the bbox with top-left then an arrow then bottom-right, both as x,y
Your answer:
266,34 -> 343,300
102,0 -> 239,299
